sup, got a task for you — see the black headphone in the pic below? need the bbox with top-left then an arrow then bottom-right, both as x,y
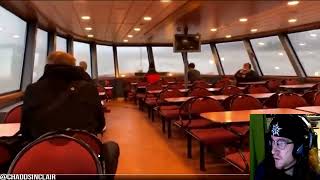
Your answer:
267,115 -> 316,158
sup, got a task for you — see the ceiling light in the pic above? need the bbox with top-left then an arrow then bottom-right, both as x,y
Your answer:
278,52 -> 284,56
299,43 -> 306,46
287,1 -> 299,6
310,33 -> 317,37
85,27 -> 92,31
274,66 -> 280,70
143,16 -> 152,21
12,35 -> 19,38
87,34 -> 94,38
288,18 -> 297,23
160,0 -> 171,2
258,42 -> 265,46
225,35 -> 232,38
81,16 -> 91,20
128,34 -> 133,38
121,74 -> 126,77
134,28 -> 141,31
239,18 -> 248,22
210,28 -> 217,32
209,60 -> 214,64
251,29 -> 258,32
168,73 -> 173,76
123,39 -> 128,42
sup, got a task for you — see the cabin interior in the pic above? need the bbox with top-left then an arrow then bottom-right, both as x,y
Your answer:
1,1 -> 320,179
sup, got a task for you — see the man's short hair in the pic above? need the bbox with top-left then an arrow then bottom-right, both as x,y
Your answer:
188,63 -> 195,69
79,61 -> 88,71
245,63 -> 251,69
47,51 -> 76,66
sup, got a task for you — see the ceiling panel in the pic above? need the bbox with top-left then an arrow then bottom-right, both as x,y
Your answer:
1,0 -> 320,44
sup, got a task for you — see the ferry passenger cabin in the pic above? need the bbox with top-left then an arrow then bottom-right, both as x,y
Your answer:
1,1 -> 320,179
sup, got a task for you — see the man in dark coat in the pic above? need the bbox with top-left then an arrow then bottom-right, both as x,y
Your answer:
21,52 -> 104,139
234,63 -> 259,82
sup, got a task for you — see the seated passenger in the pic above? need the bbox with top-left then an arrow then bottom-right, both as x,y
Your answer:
255,114 -> 320,180
234,63 -> 259,82
20,51 -> 119,176
145,68 -> 160,84
187,63 -> 201,83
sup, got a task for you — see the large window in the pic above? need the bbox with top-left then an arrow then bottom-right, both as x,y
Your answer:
0,6 -> 27,94
188,44 -> 218,75
56,36 -> 67,52
97,45 -> 115,77
216,41 -> 250,75
288,30 -> 320,77
33,29 -> 48,82
153,47 -> 184,74
250,36 -> 296,76
117,46 -> 148,76
73,41 -> 91,76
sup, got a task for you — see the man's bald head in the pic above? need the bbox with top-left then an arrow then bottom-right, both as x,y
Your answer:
47,51 -> 76,66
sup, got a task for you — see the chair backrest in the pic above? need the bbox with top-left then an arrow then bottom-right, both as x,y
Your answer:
188,87 -> 212,97
0,142 -> 11,168
263,93 -> 279,108
146,83 -> 162,91
230,95 -> 263,111
192,80 -> 210,88
311,83 -> 320,91
277,93 -> 308,108
246,85 -> 270,94
302,91 -> 318,106
178,97 -> 224,127
266,79 -> 281,92
159,88 -> 184,102
220,85 -> 243,95
214,79 -> 232,88
39,129 -> 103,157
168,83 -> 185,90
3,105 -> 22,123
8,135 -> 102,174
282,79 -> 300,85
313,91 -> 320,106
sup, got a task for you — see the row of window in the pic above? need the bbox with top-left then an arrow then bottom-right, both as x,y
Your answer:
1,6 -> 320,94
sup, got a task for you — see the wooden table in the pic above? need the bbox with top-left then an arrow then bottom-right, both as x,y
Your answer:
165,93 -> 275,103
296,106 -> 320,114
104,87 -> 113,90
0,123 -> 20,137
238,81 -> 267,85
200,108 -> 310,124
279,83 -> 316,89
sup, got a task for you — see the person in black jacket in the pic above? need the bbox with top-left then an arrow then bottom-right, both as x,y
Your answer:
20,51 -> 119,177
255,115 -> 320,180
234,63 -> 259,82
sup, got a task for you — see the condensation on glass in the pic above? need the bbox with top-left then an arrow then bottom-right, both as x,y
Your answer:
152,46 -> 184,74
32,28 -> 48,82
56,36 -> 67,52
288,30 -> 320,77
73,41 -> 92,76
97,45 -> 115,77
188,44 -> 218,75
0,6 -> 27,94
117,46 -> 148,77
216,41 -> 250,75
250,36 -> 296,76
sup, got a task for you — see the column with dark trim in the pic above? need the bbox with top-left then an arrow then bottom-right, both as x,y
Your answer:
90,42 -> 98,79
47,31 -> 56,55
210,43 -> 224,75
243,40 -> 262,76
21,22 -> 37,91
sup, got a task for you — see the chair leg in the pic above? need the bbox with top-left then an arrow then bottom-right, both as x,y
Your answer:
167,120 -> 171,138
151,109 -> 154,122
200,142 -> 206,171
187,134 -> 192,159
161,117 -> 166,133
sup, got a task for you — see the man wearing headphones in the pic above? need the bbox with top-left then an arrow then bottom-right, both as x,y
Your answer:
255,114 -> 320,180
